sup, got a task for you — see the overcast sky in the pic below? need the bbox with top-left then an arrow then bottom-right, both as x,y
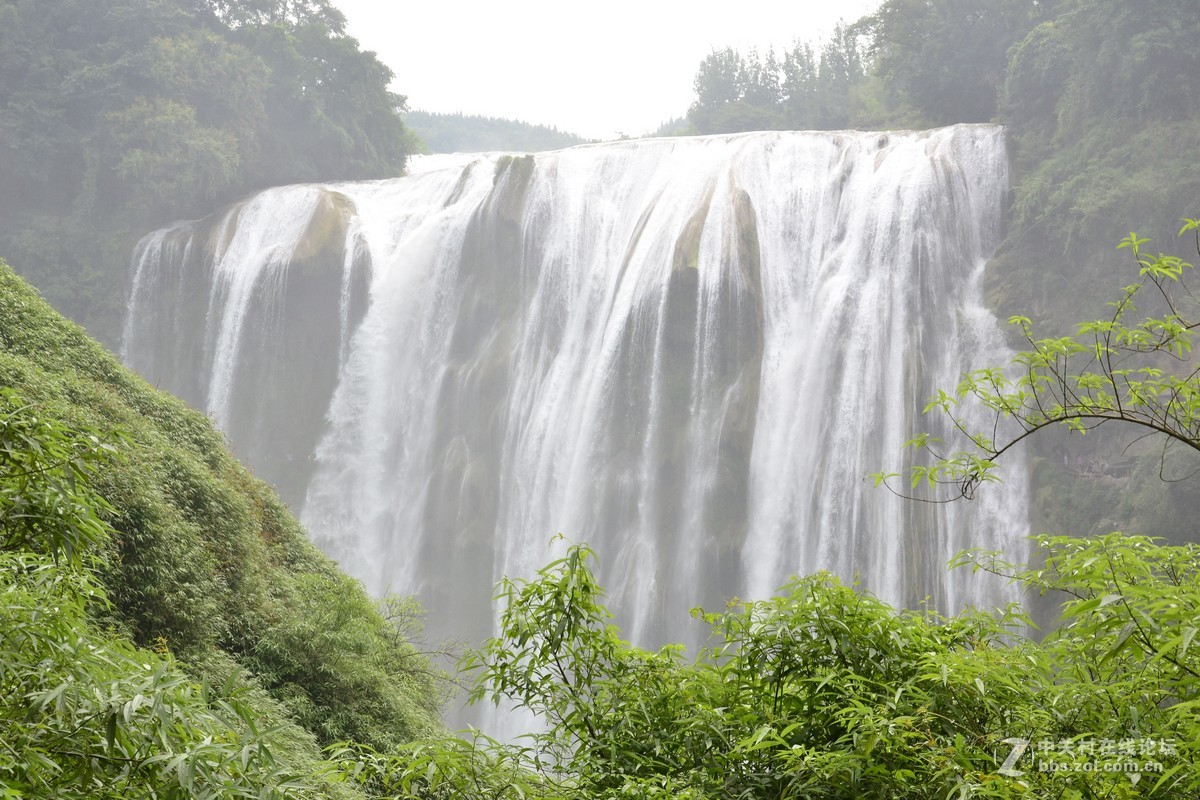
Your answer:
335,0 -> 882,140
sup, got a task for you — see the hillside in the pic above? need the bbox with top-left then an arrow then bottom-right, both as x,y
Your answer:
0,258 -> 443,796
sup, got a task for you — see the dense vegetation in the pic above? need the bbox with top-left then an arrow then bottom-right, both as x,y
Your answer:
339,532 -> 1200,798
0,387 -> 310,797
0,0 -> 415,343
986,0 -> 1200,327
404,110 -> 586,153
0,259 -> 442,797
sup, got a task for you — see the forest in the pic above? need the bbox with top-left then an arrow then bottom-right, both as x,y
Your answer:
2,0 -> 1200,797
0,0 -> 414,343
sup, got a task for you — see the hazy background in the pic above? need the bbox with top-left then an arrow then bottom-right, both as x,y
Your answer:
335,0 -> 881,138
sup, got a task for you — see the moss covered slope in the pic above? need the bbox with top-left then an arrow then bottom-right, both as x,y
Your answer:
0,259 -> 442,753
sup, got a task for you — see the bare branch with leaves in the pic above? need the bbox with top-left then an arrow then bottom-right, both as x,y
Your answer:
874,218 -> 1200,501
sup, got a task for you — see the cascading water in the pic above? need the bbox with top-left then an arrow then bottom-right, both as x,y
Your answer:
123,125 -> 1029,693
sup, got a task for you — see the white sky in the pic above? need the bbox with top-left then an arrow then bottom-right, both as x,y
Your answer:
335,0 -> 882,140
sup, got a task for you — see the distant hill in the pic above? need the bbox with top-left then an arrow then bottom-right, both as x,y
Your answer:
405,110 -> 587,153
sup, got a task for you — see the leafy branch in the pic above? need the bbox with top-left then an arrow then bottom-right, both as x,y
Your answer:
873,218 -> 1200,500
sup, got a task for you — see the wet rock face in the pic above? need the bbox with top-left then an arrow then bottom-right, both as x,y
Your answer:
123,127 -> 1029,664
125,187 -> 368,506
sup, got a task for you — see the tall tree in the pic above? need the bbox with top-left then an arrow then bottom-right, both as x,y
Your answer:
194,0 -> 347,32
689,47 -> 786,134
813,22 -> 870,128
780,43 -> 819,126
688,23 -> 871,133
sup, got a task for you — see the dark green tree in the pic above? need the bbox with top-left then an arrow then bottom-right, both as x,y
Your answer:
194,0 -> 347,32
0,0 -> 412,342
867,0 -> 1052,125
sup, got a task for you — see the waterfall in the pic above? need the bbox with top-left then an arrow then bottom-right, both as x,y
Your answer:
123,125 -> 1029,665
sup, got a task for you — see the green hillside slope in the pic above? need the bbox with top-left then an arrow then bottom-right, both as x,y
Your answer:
0,258 -> 443,795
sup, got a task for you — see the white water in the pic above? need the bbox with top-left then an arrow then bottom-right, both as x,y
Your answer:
123,126 -> 1029,715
